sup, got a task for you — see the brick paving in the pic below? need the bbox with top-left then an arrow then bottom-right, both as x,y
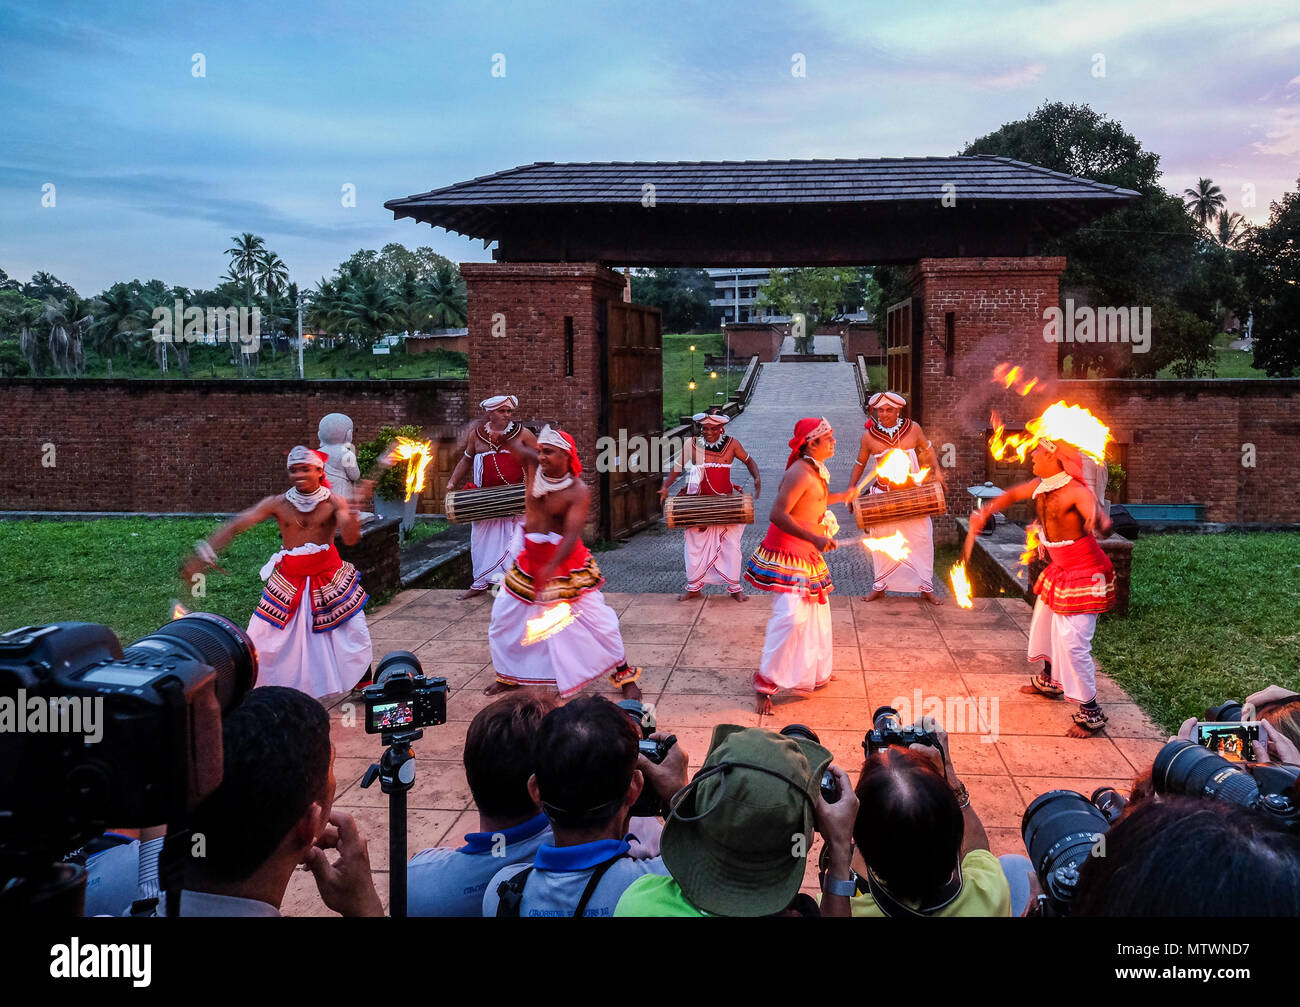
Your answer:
286,587 -> 1165,916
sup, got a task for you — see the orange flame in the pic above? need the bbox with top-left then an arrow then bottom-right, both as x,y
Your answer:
989,400 -> 1110,465
1020,524 -> 1042,566
172,601 -> 190,620
870,448 -> 928,487
861,530 -> 911,562
993,362 -> 1043,397
522,602 -> 576,646
949,562 -> 974,609
389,436 -> 433,501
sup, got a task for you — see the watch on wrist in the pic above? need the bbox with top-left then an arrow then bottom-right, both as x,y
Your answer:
822,872 -> 859,898
951,781 -> 970,809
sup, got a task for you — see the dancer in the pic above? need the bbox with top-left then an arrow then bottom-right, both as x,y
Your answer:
659,408 -> 761,602
181,446 -> 373,698
963,438 -> 1115,737
486,425 -> 643,700
849,391 -> 946,605
744,417 -> 857,714
447,394 -> 535,599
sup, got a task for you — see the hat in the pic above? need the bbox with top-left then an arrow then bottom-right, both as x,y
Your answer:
699,410 -> 730,427
786,416 -> 832,469
286,445 -> 326,469
869,391 -> 906,409
660,725 -> 832,917
537,424 -> 582,477
480,394 -> 518,412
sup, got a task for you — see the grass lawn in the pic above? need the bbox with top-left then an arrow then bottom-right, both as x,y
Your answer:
662,333 -> 745,427
402,519 -> 449,546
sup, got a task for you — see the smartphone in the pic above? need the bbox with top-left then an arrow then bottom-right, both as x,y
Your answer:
1196,721 -> 1260,763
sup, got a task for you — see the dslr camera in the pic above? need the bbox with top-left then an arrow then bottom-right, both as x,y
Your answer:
362,651 -> 447,736
862,705 -> 940,758
1021,786 -> 1128,916
1153,739 -> 1298,828
779,724 -> 841,803
617,699 -> 676,817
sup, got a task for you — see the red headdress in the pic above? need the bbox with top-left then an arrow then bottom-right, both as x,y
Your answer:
786,417 -> 832,469
538,425 -> 582,477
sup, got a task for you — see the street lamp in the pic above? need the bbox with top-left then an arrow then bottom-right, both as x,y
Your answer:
688,379 -> 696,413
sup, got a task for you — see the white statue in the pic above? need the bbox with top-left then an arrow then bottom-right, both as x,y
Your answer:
317,412 -> 362,505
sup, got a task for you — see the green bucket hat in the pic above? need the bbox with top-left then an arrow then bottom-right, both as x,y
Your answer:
660,724 -> 832,917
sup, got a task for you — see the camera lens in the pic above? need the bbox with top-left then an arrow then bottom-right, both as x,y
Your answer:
1090,786 -> 1128,824
1205,700 -> 1243,723
780,724 -> 821,744
126,612 -> 257,712
375,650 -> 422,685
1153,740 -> 1260,808
872,706 -> 901,733
1022,790 -> 1109,911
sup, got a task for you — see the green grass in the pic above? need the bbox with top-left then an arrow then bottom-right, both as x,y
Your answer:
401,519 -> 449,546
662,333 -> 744,428
1093,533 -> 1300,732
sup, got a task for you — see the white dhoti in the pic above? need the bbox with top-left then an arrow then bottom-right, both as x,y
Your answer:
869,515 -> 934,593
684,524 -> 744,593
1026,598 -> 1098,704
754,592 -> 833,696
470,515 -> 524,590
488,588 -> 627,697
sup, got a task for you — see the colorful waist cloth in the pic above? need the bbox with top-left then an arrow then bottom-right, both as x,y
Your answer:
1034,534 -> 1115,615
744,525 -> 833,603
504,533 -> 605,602
255,543 -> 368,632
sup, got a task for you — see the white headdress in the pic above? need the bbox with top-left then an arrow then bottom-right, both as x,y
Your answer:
480,394 -> 519,412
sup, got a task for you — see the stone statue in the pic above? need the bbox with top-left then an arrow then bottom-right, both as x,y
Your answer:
317,412 -> 362,504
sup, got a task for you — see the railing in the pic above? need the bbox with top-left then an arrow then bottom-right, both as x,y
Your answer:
853,353 -> 871,413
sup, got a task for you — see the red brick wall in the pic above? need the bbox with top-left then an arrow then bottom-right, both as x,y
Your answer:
721,323 -> 783,362
0,379 -> 469,511
843,324 -> 883,363
462,262 -> 626,537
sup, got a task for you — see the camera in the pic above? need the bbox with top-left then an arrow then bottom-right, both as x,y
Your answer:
617,699 -> 676,817
861,706 -> 939,759
779,724 -> 840,802
0,614 -> 257,912
362,651 -> 447,735
1021,786 -> 1126,915
1152,739 -> 1298,828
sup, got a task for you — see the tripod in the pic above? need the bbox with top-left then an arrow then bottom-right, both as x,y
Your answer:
361,727 -> 421,919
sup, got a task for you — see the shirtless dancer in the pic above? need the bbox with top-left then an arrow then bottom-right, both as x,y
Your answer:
485,425 -> 643,700
963,439 -> 1115,737
447,395 -> 536,599
659,408 -> 761,601
848,391 -> 947,605
181,445 -> 373,698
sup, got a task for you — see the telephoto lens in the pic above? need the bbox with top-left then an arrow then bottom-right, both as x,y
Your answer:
1205,700 -> 1244,723
127,612 -> 258,711
1152,740 -> 1260,809
1021,790 -> 1111,914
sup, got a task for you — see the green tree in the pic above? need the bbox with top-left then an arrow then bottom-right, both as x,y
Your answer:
0,291 -> 47,374
224,232 -> 267,303
257,251 -> 289,296
1238,176 -> 1300,376
757,267 -> 866,349
1215,211 -> 1249,248
43,294 -> 101,376
420,262 -> 468,328
340,271 -> 398,346
629,268 -> 716,332
1183,178 -> 1226,229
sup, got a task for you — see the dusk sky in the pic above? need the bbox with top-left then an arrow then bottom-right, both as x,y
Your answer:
2,0 -> 1297,295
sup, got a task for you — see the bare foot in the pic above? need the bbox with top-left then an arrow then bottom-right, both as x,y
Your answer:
459,587 -> 488,600
1066,723 -> 1103,739
730,591 -> 749,602
621,681 -> 643,702
862,589 -> 886,603
921,591 -> 942,606
483,680 -> 519,696
756,694 -> 774,715
678,590 -> 702,602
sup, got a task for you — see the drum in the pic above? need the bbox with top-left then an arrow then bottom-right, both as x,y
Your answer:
664,492 -> 754,529
854,482 -> 946,530
444,483 -> 526,523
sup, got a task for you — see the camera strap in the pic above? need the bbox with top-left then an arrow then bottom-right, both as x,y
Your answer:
495,852 -> 624,918
864,862 -> 964,918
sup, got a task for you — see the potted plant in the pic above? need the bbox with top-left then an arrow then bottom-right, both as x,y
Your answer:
356,423 -> 425,534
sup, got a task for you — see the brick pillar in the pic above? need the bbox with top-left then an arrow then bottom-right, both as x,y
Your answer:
461,262 -> 627,540
908,256 -> 1067,544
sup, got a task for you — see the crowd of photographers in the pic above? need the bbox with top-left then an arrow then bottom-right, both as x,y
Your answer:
72,674 -> 1300,918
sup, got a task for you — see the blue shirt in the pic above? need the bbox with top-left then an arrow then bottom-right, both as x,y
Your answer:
407,813 -> 552,917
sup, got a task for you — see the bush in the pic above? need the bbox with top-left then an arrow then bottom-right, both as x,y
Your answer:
355,424 -> 425,500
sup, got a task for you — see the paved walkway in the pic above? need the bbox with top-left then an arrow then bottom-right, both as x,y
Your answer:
285,587 -> 1165,916
597,336 -> 901,596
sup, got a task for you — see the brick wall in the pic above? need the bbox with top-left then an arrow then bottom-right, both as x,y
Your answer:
721,323 -> 784,362
842,323 -> 883,363
0,378 -> 470,511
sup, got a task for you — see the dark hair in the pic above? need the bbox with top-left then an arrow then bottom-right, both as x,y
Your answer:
1258,697 -> 1300,751
187,687 -> 331,882
464,691 -> 557,818
532,696 -> 638,829
1073,796 -> 1300,916
853,748 -> 963,902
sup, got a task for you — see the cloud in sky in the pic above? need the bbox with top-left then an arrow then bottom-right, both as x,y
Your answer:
1,0 -> 1296,293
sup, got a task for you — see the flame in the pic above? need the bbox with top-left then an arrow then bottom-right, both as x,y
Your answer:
390,436 -> 433,501
949,562 -> 974,609
171,601 -> 190,620
993,362 -> 1042,397
870,448 -> 928,487
1020,524 -> 1042,566
989,400 -> 1110,465
861,530 -> 911,562
522,602 -> 577,646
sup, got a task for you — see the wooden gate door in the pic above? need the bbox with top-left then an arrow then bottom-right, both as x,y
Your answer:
601,301 -> 663,540
885,296 -> 924,421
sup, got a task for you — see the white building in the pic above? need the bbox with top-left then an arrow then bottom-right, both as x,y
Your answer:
706,268 -> 871,326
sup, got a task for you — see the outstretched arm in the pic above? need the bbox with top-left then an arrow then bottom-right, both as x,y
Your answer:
181,495 -> 279,580
961,480 -> 1036,562
732,442 -> 761,500
501,428 -> 541,469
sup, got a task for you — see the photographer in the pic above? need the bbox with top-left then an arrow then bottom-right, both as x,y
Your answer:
615,725 -> 859,917
157,686 -> 382,917
407,692 -> 557,916
1243,686 -> 1300,753
850,726 -> 1027,917
481,696 -> 688,917
1171,715 -> 1300,766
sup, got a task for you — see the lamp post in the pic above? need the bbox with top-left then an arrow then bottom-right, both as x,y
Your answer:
688,379 -> 696,414
296,289 -> 305,380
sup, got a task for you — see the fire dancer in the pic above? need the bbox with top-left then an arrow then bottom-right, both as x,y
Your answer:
447,394 -> 536,599
658,407 -> 761,602
744,417 -> 858,714
849,391 -> 946,605
485,425 -> 643,699
962,438 -> 1115,737
180,446 -> 373,698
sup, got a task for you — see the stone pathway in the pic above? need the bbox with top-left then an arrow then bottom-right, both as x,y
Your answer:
285,587 -> 1165,916
596,335 -> 902,596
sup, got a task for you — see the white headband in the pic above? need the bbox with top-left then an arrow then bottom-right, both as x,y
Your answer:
869,391 -> 906,408
537,425 -> 569,452
480,394 -> 518,411
699,412 -> 729,426
286,445 -> 324,469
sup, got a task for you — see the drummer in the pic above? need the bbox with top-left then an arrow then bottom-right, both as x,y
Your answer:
447,394 -> 538,599
658,407 -> 761,602
847,391 -> 947,605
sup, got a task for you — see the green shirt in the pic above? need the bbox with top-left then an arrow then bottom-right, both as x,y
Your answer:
614,874 -> 712,917
848,849 -> 1011,917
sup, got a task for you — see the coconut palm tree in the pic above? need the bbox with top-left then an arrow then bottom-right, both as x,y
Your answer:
14,300 -> 45,374
1215,210 -> 1248,248
257,251 -> 289,296
421,263 -> 468,328
340,271 -> 398,347
43,294 -> 101,376
93,284 -> 149,366
1183,178 -> 1226,229
224,232 -> 266,304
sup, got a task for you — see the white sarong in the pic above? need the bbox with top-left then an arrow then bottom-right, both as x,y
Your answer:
865,448 -> 935,594
488,587 -> 627,696
684,523 -> 744,593
754,592 -> 833,696
1026,598 -> 1099,704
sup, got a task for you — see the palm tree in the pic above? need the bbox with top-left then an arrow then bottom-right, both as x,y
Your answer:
392,268 -> 427,340
1215,210 -> 1248,248
93,284 -> 148,365
14,300 -> 45,374
1183,178 -> 1226,229
224,232 -> 266,304
339,271 -> 398,347
257,251 -> 289,296
421,263 -> 468,328
43,294 -> 101,376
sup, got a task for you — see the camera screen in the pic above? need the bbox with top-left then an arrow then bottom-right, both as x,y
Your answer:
1197,721 -> 1259,763
82,667 -> 159,685
370,701 -> 414,731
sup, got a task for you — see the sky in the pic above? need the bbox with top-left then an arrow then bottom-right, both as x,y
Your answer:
1,0 -> 1297,295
